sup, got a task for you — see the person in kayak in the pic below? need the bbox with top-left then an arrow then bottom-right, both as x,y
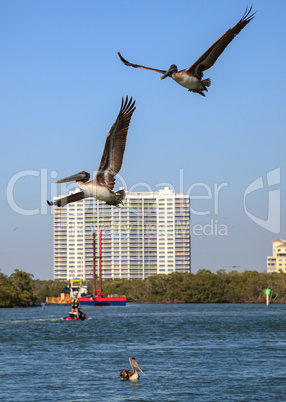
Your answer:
71,292 -> 81,319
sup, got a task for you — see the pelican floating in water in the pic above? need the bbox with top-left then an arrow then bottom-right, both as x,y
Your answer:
118,7 -> 255,96
47,96 -> 136,207
120,357 -> 145,381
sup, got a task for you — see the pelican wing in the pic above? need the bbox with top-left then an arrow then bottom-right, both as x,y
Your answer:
118,52 -> 166,74
95,96 -> 136,191
185,6 -> 255,79
49,191 -> 86,207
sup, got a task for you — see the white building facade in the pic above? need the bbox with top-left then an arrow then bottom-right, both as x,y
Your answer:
53,187 -> 190,280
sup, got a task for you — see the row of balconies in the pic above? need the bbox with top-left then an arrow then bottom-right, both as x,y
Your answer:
54,229 -> 189,237
55,248 -> 187,256
55,245 -> 188,253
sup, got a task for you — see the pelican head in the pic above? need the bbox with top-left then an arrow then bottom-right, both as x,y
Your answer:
160,64 -> 178,80
55,171 -> 90,183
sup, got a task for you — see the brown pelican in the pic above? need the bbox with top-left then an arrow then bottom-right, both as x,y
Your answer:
118,6 -> 255,96
47,96 -> 136,207
120,357 -> 145,381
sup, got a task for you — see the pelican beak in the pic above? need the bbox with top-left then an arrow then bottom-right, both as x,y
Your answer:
133,360 -> 145,375
55,171 -> 88,183
160,65 -> 175,80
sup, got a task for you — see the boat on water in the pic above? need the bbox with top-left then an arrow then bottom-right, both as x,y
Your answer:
46,278 -> 126,306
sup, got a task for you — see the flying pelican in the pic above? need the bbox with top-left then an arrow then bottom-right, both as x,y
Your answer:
118,6 -> 255,96
120,357 -> 145,381
47,96 -> 136,207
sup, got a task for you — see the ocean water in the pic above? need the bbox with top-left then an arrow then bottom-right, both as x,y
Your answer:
0,303 -> 285,401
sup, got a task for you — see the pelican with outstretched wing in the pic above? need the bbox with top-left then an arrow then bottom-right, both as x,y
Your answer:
118,6 -> 255,96
47,96 -> 136,207
120,357 -> 145,381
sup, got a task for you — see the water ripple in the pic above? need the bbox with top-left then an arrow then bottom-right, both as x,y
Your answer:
0,304 -> 285,401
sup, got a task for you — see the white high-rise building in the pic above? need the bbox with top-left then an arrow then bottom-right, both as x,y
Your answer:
53,187 -> 190,280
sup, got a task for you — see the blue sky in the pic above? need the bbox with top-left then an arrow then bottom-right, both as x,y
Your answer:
1,0 -> 286,279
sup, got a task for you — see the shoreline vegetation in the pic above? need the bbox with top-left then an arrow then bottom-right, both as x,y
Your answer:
1,269 -> 286,307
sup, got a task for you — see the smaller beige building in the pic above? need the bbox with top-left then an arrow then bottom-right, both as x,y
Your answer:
267,239 -> 286,273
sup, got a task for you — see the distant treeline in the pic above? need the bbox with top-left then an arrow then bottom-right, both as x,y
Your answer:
101,270 -> 286,304
1,269 -> 286,307
0,269 -> 37,307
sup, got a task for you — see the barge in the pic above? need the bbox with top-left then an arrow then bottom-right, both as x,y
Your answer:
46,278 -> 126,306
